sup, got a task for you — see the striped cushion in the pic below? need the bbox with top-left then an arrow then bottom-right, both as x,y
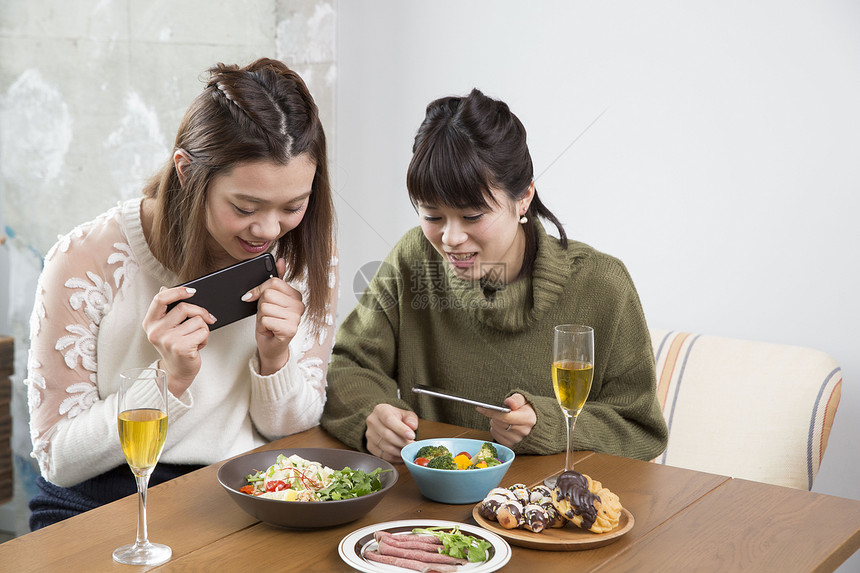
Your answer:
650,329 -> 841,490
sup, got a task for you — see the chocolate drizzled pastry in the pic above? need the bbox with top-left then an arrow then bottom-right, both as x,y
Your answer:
522,503 -> 551,533
477,492 -> 510,521
496,500 -> 525,529
550,470 -> 622,533
552,471 -> 601,529
478,476 -> 622,534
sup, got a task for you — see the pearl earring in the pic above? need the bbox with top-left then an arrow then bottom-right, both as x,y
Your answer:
519,214 -> 528,224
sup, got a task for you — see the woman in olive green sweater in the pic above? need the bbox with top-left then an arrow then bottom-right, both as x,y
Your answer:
321,89 -> 668,464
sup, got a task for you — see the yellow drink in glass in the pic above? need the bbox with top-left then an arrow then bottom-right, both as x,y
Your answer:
552,360 -> 594,416
118,408 -> 167,475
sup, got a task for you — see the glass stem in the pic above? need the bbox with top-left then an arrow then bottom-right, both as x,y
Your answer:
134,473 -> 152,545
565,413 -> 579,473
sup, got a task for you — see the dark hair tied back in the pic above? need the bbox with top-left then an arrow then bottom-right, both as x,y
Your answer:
406,88 -> 567,275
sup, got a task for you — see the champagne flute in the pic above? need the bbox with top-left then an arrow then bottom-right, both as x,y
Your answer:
112,367 -> 171,566
544,325 -> 594,487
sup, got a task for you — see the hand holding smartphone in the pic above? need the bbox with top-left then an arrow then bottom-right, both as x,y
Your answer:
411,384 -> 511,413
166,253 -> 277,330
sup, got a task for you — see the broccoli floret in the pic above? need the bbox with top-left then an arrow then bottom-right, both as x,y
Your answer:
415,445 -> 451,460
426,453 -> 457,470
474,442 -> 499,462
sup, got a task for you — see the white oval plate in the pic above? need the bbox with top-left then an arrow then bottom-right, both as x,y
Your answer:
338,519 -> 512,572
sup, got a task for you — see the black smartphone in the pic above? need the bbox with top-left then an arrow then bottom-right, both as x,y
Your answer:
166,253 -> 277,330
412,384 -> 511,413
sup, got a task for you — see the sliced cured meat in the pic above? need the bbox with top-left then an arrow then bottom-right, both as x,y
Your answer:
374,531 -> 445,553
364,550 -> 458,572
378,539 -> 467,565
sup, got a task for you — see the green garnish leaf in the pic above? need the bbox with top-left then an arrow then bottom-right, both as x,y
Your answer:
411,526 -> 492,563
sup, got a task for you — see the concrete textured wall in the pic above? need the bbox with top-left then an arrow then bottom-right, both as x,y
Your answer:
0,0 -> 335,536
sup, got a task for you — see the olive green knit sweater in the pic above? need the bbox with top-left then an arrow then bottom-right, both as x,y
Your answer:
321,223 -> 668,460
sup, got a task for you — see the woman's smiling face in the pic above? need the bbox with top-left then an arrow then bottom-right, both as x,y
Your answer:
417,187 -> 528,284
204,155 -> 316,268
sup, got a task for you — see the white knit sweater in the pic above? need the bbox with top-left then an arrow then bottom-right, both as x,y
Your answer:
26,198 -> 338,487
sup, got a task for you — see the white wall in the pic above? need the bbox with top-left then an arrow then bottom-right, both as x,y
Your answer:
335,2 -> 860,567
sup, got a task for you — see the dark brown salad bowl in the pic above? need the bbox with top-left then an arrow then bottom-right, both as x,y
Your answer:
217,447 -> 398,529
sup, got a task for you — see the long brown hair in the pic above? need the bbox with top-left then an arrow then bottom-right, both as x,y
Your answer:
406,88 -> 567,277
143,58 -> 334,332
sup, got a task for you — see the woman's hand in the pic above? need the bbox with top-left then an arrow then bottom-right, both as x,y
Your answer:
242,258 -> 305,376
143,286 -> 217,397
366,403 -> 419,463
477,393 -> 537,448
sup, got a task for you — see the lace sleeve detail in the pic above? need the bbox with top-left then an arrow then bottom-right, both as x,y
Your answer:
25,207 -> 138,483
248,251 -> 340,439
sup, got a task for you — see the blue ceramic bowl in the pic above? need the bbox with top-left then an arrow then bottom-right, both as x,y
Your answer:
400,438 -> 514,504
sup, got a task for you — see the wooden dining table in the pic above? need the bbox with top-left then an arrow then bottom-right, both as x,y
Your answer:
2,420 -> 859,572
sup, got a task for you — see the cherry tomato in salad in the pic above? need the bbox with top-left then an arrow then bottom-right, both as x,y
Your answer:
265,480 -> 290,492
239,485 -> 255,495
456,451 -> 471,459
414,457 -> 430,467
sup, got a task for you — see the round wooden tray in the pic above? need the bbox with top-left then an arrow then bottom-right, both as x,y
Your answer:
471,504 -> 634,551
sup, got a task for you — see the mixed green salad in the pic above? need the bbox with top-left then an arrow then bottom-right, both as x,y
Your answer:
240,453 -> 389,502
412,442 -> 503,470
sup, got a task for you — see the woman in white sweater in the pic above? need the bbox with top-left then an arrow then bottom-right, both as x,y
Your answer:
26,58 -> 338,530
